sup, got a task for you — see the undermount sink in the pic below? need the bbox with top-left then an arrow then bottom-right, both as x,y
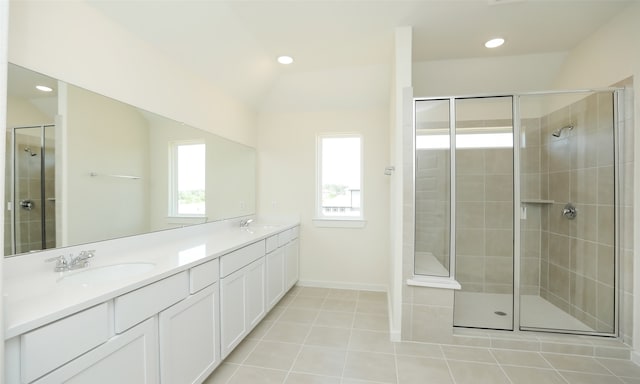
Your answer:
57,262 -> 156,285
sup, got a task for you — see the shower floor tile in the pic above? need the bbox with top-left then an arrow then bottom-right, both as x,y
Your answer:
453,292 -> 593,332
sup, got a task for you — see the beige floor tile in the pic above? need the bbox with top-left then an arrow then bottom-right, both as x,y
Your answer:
597,358 -> 640,377
501,366 -> 567,384
327,289 -> 359,300
542,353 -> 611,375
394,342 -> 444,359
341,379 -> 389,384
621,377 -> 640,384
290,296 -> 326,309
321,299 -> 357,312
442,345 -> 497,363
490,349 -> 552,368
284,373 -> 341,384
224,338 -> 259,364
203,362 -> 239,384
343,351 -> 397,383
244,341 -> 302,371
226,366 -> 288,384
247,320 -> 275,340
263,305 -> 286,322
349,329 -> 394,354
314,311 -> 355,328
447,361 -> 510,384
356,300 -> 388,314
358,291 -> 387,302
291,346 -> 347,377
305,326 -> 351,348
279,307 -> 320,324
297,287 -> 331,298
264,322 -> 312,344
352,313 -> 389,332
395,355 -> 453,384
559,371 -> 625,384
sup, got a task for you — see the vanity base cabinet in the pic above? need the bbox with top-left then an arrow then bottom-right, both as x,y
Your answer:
159,283 -> 220,384
32,317 -> 159,384
220,257 -> 265,358
266,247 -> 285,309
285,238 -> 300,290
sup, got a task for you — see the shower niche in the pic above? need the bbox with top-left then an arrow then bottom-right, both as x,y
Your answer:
414,90 -> 620,336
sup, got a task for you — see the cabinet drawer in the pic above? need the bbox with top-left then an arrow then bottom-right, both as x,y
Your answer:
21,303 -> 110,383
265,235 -> 278,254
277,229 -> 293,247
220,241 -> 265,277
115,272 -> 189,333
190,259 -> 219,294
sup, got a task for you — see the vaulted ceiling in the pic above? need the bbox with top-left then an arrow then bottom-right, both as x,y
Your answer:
87,0 -> 633,107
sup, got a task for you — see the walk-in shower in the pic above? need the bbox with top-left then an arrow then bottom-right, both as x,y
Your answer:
414,89 -> 621,336
5,124 -> 56,255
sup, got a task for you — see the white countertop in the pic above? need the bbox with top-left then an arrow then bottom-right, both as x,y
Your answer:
3,218 -> 298,339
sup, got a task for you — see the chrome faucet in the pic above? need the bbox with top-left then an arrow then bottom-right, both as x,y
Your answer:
46,250 -> 96,272
239,218 -> 254,228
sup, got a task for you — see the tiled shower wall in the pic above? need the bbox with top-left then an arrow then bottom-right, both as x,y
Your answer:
455,145 -> 514,294
538,92 -> 617,333
415,149 -> 449,271
4,131 -> 56,255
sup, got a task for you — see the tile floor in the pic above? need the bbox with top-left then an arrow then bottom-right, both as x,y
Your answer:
204,286 -> 640,384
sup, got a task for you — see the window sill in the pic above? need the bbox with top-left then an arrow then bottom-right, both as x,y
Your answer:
312,218 -> 367,228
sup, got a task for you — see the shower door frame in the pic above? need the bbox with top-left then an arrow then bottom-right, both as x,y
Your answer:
414,88 -> 623,337
10,124 -> 55,255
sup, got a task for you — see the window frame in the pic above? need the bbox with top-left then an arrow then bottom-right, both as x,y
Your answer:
168,140 -> 206,218
314,133 -> 365,227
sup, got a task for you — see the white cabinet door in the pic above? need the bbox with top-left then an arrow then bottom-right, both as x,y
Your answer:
266,247 -> 285,309
246,257 -> 266,329
285,238 -> 299,290
33,318 -> 158,384
159,283 -> 220,384
220,258 -> 265,358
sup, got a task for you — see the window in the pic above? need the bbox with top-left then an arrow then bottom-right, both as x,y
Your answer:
169,141 -> 205,216
316,135 -> 363,222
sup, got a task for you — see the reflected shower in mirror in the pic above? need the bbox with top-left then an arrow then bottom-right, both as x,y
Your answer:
4,64 -> 256,257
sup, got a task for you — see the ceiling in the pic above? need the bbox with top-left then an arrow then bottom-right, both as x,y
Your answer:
86,0 -> 633,108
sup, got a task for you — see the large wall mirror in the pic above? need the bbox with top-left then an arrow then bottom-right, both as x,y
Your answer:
4,63 -> 256,257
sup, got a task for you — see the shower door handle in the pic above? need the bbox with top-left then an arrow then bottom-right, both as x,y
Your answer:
19,199 -> 34,210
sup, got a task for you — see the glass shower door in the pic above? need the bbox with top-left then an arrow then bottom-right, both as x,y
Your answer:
453,96 -> 514,330
519,91 -> 616,334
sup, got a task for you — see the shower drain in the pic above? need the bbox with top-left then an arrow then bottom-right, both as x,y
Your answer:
494,311 -> 507,316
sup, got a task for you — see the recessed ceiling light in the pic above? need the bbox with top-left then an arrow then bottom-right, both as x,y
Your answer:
35,85 -> 53,92
277,55 -> 294,65
485,38 -> 505,48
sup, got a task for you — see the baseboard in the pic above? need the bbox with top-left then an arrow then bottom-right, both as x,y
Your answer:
297,279 -> 387,292
632,350 -> 640,365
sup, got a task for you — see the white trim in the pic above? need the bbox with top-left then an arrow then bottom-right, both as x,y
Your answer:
407,276 -> 461,290
311,218 -> 366,228
297,279 -> 387,292
633,350 -> 640,365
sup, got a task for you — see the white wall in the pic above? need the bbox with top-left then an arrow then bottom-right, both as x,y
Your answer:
549,1 -> 640,362
257,65 -> 390,290
8,1 -> 256,147
413,52 -> 567,97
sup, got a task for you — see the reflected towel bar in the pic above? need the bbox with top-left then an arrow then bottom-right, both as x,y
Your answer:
89,172 -> 141,180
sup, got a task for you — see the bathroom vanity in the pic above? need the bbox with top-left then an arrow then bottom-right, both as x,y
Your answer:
3,218 -> 299,384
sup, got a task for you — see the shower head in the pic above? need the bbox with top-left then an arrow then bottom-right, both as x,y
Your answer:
552,124 -> 574,138
24,147 -> 38,157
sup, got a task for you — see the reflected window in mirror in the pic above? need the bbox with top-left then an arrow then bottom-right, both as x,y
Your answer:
170,141 -> 206,217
